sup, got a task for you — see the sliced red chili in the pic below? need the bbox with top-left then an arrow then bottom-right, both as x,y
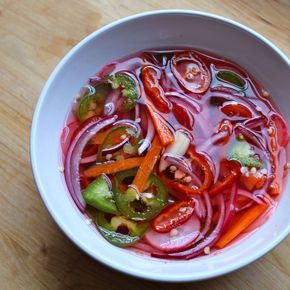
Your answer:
82,144 -> 99,158
172,101 -> 194,129
152,200 -> 195,233
221,101 -> 252,118
141,66 -> 170,113
160,147 -> 213,196
209,160 -> 240,196
171,52 -> 211,94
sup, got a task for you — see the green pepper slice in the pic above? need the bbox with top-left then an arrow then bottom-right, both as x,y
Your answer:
107,73 -> 139,111
96,212 -> 149,247
97,125 -> 140,162
83,175 -> 118,214
78,83 -> 111,122
228,138 -> 262,168
216,70 -> 246,89
113,169 -> 168,221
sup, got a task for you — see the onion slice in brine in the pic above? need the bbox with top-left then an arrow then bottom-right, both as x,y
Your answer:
64,115 -> 117,212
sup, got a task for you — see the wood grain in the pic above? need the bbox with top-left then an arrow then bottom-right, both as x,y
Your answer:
0,0 -> 289,289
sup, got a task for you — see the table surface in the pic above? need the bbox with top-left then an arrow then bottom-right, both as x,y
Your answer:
1,0 -> 290,289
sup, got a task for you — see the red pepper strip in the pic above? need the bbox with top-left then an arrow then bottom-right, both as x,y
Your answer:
172,101 -> 194,130
81,144 -> 99,157
221,102 -> 252,118
141,66 -> 170,113
160,147 -> 213,196
146,104 -> 174,146
151,200 -> 195,233
209,160 -> 240,196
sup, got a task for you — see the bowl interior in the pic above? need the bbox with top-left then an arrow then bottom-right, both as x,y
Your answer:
31,11 -> 290,282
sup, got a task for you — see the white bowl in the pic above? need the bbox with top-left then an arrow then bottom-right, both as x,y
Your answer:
30,10 -> 290,282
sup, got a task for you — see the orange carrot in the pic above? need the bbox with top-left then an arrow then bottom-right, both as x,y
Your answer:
215,203 -> 268,249
133,136 -> 162,192
84,157 -> 144,178
146,104 -> 174,146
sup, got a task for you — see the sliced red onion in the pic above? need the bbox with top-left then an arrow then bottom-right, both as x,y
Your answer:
209,88 -> 258,113
152,194 -> 225,259
163,191 -> 212,255
78,85 -> 96,99
104,89 -> 122,116
130,241 -> 161,253
64,115 -> 117,212
159,131 -> 190,172
88,76 -> 102,85
243,116 -> 267,130
113,119 -> 141,136
138,111 -> 154,155
135,103 -> 140,121
163,153 -> 193,175
80,154 -> 97,164
200,191 -> 213,238
101,119 -> 141,155
210,86 -> 244,96
223,183 -> 238,231
101,173 -> 112,191
166,92 -> 201,113
101,137 -> 128,155
236,200 -> 255,212
197,130 -> 229,153
191,195 -> 206,221
237,189 -> 263,204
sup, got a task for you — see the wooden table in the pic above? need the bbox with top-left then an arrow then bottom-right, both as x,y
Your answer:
1,0 -> 289,289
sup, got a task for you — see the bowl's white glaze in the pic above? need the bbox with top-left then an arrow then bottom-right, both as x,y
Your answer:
30,10 -> 290,282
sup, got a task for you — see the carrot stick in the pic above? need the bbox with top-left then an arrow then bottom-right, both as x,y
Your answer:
146,104 -> 174,146
215,203 -> 268,249
84,157 -> 144,178
133,136 -> 162,192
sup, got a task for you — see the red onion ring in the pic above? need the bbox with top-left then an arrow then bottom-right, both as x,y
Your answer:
104,89 -> 122,116
209,88 -> 259,113
197,129 -> 229,153
167,92 -> 201,113
200,191 -> 213,238
243,116 -> 267,130
101,138 -> 128,155
134,103 -> 140,121
101,119 -> 141,155
152,194 -> 225,259
190,195 -> 205,220
80,154 -> 97,164
236,200 -> 255,212
88,76 -> 102,85
113,119 -> 141,136
138,110 -> 154,155
163,153 -> 192,176
64,115 -> 117,212
210,86 -> 244,96
223,183 -> 238,231
237,189 -> 264,204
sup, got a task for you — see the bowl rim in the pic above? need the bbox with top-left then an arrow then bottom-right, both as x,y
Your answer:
30,9 -> 290,282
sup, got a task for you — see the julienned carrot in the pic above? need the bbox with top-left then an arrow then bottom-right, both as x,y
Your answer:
133,136 -> 162,192
84,157 -> 144,178
146,104 -> 174,146
215,203 -> 268,249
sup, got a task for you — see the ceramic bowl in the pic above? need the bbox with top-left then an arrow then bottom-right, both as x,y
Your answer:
31,10 -> 290,282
